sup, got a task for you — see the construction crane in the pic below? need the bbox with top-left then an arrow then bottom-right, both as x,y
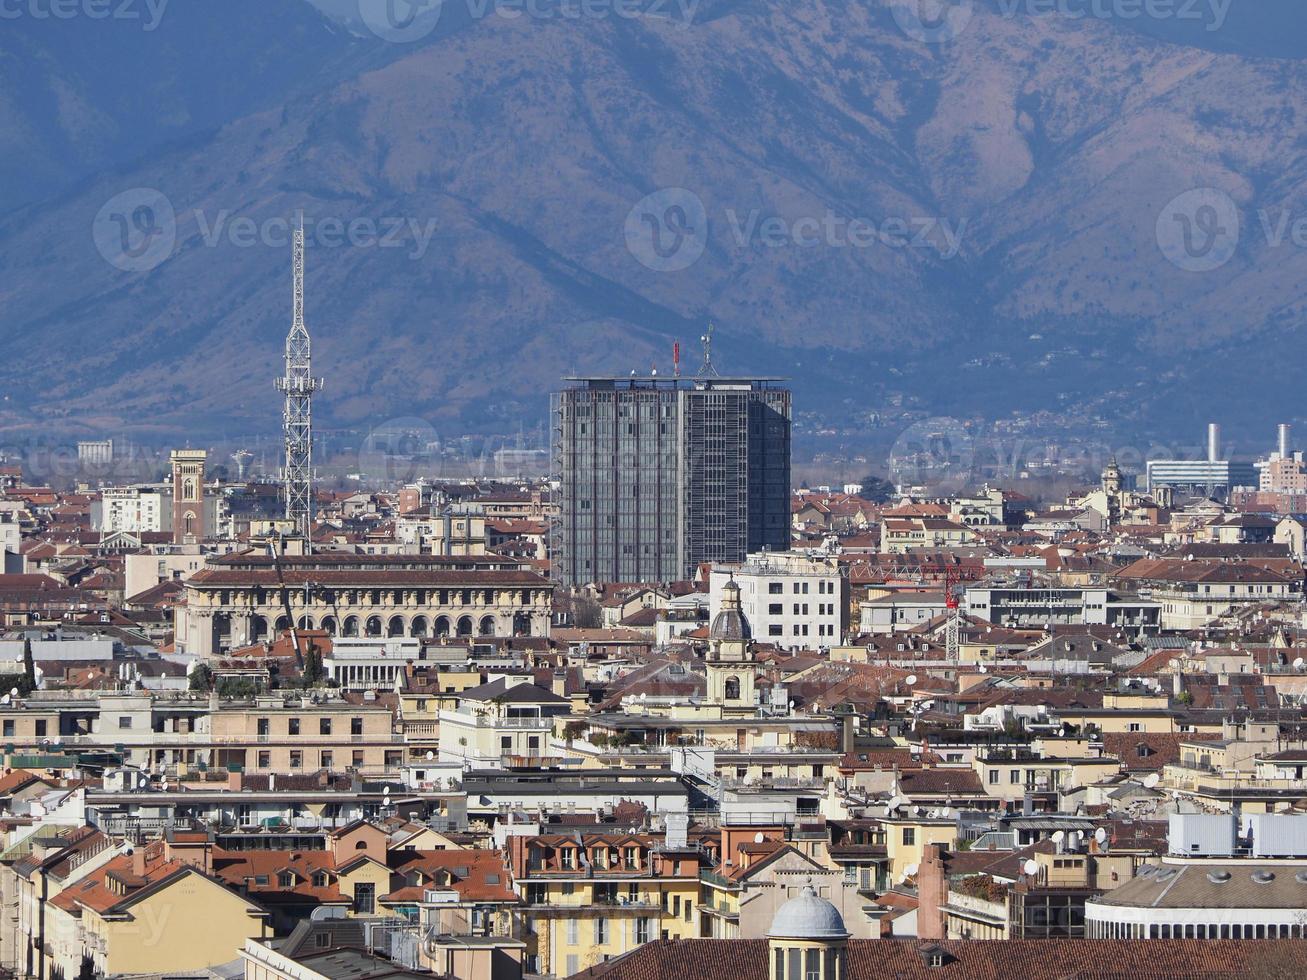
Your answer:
945,563 -> 962,662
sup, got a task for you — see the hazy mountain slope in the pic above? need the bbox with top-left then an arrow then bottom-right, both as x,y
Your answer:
0,0 -> 357,214
3,0 -> 1307,442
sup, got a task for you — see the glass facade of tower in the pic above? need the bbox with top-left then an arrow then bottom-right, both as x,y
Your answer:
552,377 -> 791,586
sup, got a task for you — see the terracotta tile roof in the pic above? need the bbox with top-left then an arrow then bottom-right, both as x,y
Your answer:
1101,732 -> 1220,771
211,848 -> 346,904
385,850 -> 516,903
579,939 -> 1307,979
50,843 -> 190,915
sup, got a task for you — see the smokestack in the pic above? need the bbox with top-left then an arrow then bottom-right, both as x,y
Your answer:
1207,423 -> 1221,464
1279,424 -> 1291,459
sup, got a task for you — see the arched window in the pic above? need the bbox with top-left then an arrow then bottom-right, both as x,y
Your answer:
724,676 -> 741,701
479,615 -> 496,637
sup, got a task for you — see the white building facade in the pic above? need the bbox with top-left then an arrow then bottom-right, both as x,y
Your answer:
710,552 -> 846,650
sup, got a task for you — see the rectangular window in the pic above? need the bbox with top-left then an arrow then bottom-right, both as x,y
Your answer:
118,716 -> 131,729
354,882 -> 375,915
566,920 -> 578,945
902,828 -> 915,846
257,751 -> 271,768
289,750 -> 303,769
594,918 -> 608,945
289,718 -> 300,735
351,717 -> 364,735
321,750 -> 333,769
1,721 -> 11,738
257,718 -> 269,736
34,721 -> 46,737
320,718 -> 332,736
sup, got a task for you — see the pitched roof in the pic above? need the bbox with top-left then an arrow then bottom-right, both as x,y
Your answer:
577,939 -> 1307,979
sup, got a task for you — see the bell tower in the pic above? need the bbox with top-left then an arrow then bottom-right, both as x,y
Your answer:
706,578 -> 758,710
170,449 -> 207,544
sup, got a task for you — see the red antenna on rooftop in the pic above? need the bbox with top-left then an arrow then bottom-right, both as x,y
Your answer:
673,341 -> 681,378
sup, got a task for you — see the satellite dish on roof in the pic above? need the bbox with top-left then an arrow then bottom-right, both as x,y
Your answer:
8,689 -> 16,698
979,665 -> 988,674
905,674 -> 918,686
1094,828 -> 1108,844
1051,830 -> 1064,843
1295,658 -> 1305,670
1023,859 -> 1039,876
1143,773 -> 1160,789
426,751 -> 435,761
754,832 -> 765,844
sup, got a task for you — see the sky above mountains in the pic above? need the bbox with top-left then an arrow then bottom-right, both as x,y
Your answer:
2,0 -> 1307,458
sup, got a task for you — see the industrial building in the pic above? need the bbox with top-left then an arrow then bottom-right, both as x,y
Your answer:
1144,423 -> 1258,496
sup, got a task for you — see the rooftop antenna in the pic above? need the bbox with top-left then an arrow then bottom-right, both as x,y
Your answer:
673,341 -> 681,378
276,215 -> 323,551
698,322 -> 720,378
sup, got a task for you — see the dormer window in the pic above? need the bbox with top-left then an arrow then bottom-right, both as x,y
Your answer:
279,872 -> 296,888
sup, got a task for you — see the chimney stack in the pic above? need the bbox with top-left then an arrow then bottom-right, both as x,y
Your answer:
1207,423 -> 1221,464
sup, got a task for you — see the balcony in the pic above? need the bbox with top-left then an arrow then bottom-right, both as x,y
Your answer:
441,711 -> 552,730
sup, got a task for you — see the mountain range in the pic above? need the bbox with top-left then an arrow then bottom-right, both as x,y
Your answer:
2,0 -> 1307,453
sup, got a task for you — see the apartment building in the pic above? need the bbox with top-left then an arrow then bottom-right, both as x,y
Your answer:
505,830 -> 703,976
709,552 -> 846,650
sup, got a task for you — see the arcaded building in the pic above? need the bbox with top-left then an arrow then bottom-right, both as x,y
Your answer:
176,552 -> 553,656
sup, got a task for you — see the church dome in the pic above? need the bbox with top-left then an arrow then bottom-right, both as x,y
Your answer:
709,579 -> 750,641
768,884 -> 849,941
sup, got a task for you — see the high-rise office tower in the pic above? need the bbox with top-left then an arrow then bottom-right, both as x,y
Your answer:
551,376 -> 791,585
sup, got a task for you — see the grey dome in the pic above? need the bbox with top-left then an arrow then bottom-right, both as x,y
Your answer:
710,579 -> 751,641
768,884 -> 849,940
